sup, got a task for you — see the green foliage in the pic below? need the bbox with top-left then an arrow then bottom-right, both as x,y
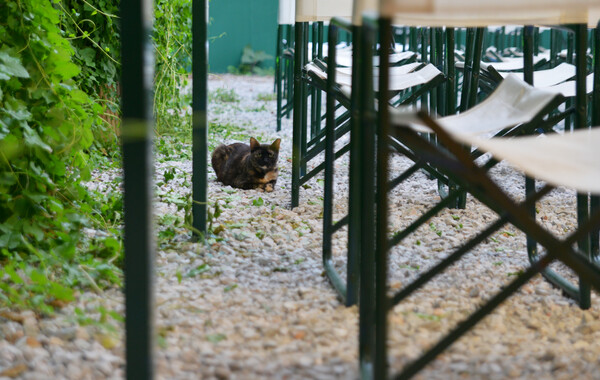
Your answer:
153,0 -> 193,136
256,92 -> 277,102
0,0 -> 122,315
228,45 -> 274,75
209,88 -> 240,103
57,0 -> 121,151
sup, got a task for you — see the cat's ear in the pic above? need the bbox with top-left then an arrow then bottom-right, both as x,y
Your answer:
270,138 -> 281,152
249,137 -> 260,151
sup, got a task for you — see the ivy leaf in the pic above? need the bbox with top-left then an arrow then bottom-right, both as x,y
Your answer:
0,50 -> 30,79
23,222 -> 44,242
23,124 -> 52,153
57,62 -> 81,79
3,98 -> 32,121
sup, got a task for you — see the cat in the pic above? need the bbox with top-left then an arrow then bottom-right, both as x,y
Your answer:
211,137 -> 281,192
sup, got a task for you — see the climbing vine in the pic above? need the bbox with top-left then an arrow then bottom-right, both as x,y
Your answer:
0,0 -> 122,314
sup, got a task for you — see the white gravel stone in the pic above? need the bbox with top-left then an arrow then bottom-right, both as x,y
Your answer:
2,74 -> 599,379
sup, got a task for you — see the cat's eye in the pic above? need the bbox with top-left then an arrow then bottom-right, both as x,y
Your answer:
268,151 -> 274,157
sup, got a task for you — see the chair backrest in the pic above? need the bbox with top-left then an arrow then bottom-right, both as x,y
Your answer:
378,0 -> 596,26
279,0 -> 296,25
296,0 -> 353,22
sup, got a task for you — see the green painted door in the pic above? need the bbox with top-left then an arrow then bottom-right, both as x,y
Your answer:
208,0 -> 278,73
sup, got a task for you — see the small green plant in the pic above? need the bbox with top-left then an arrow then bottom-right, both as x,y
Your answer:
209,87 -> 240,103
227,45 -> 274,75
206,333 -> 227,343
429,222 -> 443,237
257,92 -> 277,101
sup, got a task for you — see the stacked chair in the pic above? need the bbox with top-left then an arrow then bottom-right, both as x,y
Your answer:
356,4 -> 600,380
309,0 -> 600,378
275,0 -> 296,132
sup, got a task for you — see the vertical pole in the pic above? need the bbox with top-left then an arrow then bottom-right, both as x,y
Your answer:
301,23 -> 309,177
291,22 -> 305,208
446,28 -> 456,116
276,25 -> 283,132
435,28 -> 445,116
459,28 -> 475,112
192,0 -> 208,235
374,16 -> 391,380
359,16 -> 376,380
420,28 -> 429,112
323,23 -> 337,301
523,26 -> 538,288
574,24 -> 591,309
347,24 -> 362,307
467,27 -> 484,109
120,0 -> 155,378
591,23 -> 600,260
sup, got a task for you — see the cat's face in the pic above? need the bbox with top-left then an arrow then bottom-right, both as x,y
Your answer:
249,137 -> 280,170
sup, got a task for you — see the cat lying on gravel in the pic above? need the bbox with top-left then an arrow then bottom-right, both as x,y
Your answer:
211,137 -> 281,192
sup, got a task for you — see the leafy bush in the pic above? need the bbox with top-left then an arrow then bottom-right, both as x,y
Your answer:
0,0 -> 121,314
228,45 -> 274,75
58,0 -> 121,151
153,0 -> 193,137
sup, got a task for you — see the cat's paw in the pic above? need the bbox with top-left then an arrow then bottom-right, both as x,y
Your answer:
265,183 -> 274,192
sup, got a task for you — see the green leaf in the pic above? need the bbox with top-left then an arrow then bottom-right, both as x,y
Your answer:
185,264 -> 210,278
23,222 -> 44,241
49,283 -> 75,302
0,50 -> 30,79
252,197 -> 264,206
4,265 -> 24,285
206,333 -> 227,343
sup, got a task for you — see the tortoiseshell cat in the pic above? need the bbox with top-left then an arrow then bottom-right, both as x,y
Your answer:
211,137 -> 281,192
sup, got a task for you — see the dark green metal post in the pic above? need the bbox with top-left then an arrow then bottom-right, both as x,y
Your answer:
435,28 -> 445,116
276,25 -> 283,132
523,26 -> 538,280
459,28 -> 475,112
592,23 -> 600,259
120,0 -> 155,378
467,27 -> 484,109
323,23 -> 338,299
192,0 -> 208,235
420,28 -> 429,112
375,16 -> 392,380
574,23 -> 591,309
446,28 -> 456,116
346,23 -> 361,307
291,22 -> 305,208
359,16 -> 376,380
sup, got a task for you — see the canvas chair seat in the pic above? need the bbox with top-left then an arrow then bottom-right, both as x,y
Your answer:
306,61 -> 443,92
390,74 -> 565,137
455,55 -> 548,71
545,72 -> 595,98
495,62 -> 576,87
333,48 -> 417,67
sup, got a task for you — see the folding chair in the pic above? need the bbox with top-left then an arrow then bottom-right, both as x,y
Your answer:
355,2 -> 599,378
276,0 -> 296,132
317,20 -> 445,306
291,0 -> 353,208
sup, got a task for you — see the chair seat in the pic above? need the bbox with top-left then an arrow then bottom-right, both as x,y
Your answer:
456,55 -> 547,71
545,73 -> 595,98
306,61 -> 443,92
390,74 -> 564,137
451,127 -> 600,194
497,62 -> 575,87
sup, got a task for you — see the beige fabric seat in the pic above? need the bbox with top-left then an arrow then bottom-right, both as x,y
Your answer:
495,62 -> 576,87
306,61 -> 443,94
390,74 -> 564,137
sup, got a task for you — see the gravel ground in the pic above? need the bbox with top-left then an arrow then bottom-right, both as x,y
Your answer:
1,74 -> 599,380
